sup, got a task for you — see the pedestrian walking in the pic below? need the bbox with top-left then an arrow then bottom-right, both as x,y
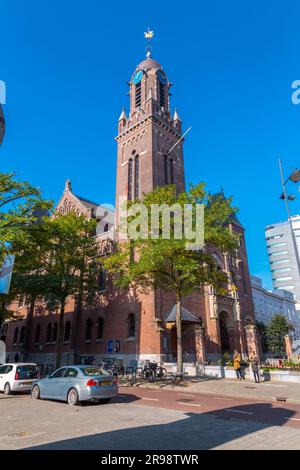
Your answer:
251,355 -> 260,383
233,350 -> 243,380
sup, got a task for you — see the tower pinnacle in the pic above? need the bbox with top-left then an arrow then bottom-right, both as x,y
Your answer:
144,28 -> 154,58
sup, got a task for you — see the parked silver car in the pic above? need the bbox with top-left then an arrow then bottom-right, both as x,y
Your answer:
31,365 -> 118,405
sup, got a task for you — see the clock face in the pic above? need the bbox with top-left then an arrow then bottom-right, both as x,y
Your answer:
157,70 -> 167,85
132,70 -> 143,85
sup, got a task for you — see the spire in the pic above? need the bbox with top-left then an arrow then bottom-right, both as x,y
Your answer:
174,108 -> 181,121
64,178 -> 72,192
118,107 -> 127,121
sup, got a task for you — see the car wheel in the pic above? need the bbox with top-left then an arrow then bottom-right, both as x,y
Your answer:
67,388 -> 79,406
31,385 -> 40,400
98,398 -> 111,404
4,382 -> 11,395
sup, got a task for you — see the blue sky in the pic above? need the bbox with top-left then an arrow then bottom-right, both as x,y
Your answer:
1,0 -> 300,289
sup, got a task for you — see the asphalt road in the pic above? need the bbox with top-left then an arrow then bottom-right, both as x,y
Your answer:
1,386 -> 300,450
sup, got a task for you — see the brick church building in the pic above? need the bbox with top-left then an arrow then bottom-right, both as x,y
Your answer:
1,49 -> 260,368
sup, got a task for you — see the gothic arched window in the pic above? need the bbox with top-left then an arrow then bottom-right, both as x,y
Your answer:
134,155 -> 139,199
128,313 -> 136,338
128,158 -> 133,200
170,159 -> 174,184
64,321 -> 71,342
135,82 -> 142,107
164,155 -> 169,185
86,318 -> 93,341
159,82 -> 165,108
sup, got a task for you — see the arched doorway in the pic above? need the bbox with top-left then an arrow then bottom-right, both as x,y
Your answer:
219,311 -> 234,353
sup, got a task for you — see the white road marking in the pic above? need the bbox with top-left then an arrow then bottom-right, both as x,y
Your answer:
225,408 -> 253,415
179,394 -> 196,398
177,402 -> 202,407
214,397 -> 232,400
285,417 -> 300,421
141,397 -> 159,401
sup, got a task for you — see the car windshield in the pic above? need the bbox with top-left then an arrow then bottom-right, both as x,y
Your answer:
16,365 -> 39,379
81,367 -> 104,376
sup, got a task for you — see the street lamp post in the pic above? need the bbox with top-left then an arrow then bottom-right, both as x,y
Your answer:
278,159 -> 300,285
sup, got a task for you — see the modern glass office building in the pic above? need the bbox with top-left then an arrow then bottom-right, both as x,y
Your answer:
265,215 -> 300,315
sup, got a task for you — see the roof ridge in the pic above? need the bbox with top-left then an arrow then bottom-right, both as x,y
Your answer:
75,193 -> 99,207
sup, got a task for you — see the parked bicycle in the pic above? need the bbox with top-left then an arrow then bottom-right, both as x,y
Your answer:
130,360 -> 167,383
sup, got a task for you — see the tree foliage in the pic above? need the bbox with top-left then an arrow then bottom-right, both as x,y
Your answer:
11,212 -> 102,367
104,183 -> 239,373
0,172 -> 52,261
265,314 -> 293,357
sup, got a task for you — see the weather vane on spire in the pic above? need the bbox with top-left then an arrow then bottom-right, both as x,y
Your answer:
144,28 -> 154,58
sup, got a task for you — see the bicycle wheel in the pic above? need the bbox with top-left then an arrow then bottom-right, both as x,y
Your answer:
126,367 -> 136,382
141,369 -> 149,381
148,370 -> 155,382
159,367 -> 167,381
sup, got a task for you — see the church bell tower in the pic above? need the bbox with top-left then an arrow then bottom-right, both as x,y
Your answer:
115,35 -> 185,225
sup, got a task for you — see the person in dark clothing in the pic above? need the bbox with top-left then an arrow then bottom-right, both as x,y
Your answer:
251,355 -> 260,383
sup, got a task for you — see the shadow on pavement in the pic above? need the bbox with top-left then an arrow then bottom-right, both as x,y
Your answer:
25,402 -> 296,450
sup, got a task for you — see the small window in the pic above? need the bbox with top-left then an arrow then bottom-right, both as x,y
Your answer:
64,368 -> 78,378
128,159 -> 133,200
98,269 -> 107,291
64,321 -> 71,342
81,367 -> 104,376
34,325 -> 41,344
46,323 -> 52,343
52,323 -> 58,343
16,365 -> 39,380
13,327 -> 19,345
97,317 -> 104,340
128,313 -> 136,338
86,318 -> 93,341
103,223 -> 109,232
19,327 -> 25,345
51,368 -> 66,378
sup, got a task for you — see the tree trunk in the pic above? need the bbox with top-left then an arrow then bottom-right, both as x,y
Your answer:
56,299 -> 65,369
72,292 -> 83,365
176,296 -> 183,374
23,296 -> 35,360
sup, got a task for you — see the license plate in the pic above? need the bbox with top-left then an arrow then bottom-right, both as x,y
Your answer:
101,381 -> 112,386
19,381 -> 33,386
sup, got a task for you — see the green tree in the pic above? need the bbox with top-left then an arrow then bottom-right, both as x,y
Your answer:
266,314 -> 293,357
11,212 -> 101,367
104,184 -> 239,374
0,172 -> 51,261
256,320 -> 268,354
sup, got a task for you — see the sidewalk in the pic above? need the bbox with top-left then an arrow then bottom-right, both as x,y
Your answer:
126,377 -> 300,404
